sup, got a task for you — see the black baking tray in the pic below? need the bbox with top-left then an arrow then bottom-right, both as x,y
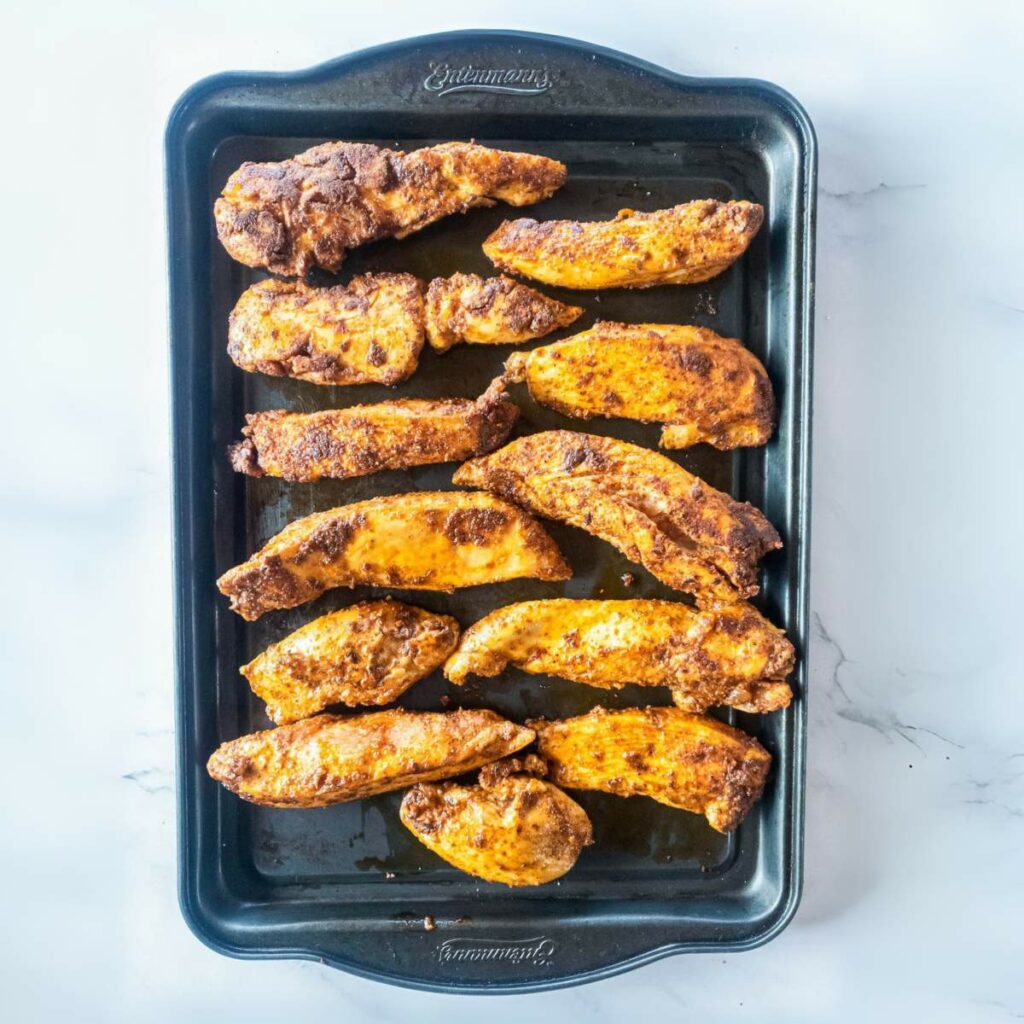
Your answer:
166,30 -> 815,993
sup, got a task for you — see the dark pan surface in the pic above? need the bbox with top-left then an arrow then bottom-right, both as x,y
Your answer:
167,30 -> 815,993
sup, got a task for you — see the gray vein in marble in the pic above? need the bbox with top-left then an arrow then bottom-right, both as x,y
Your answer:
123,768 -> 172,794
814,613 -> 963,752
820,182 -> 926,202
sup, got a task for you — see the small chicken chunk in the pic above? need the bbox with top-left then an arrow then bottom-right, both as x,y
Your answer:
425,273 -> 581,352
400,763 -> 593,886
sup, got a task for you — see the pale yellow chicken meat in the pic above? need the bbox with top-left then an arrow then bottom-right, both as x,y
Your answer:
424,273 -> 582,352
530,707 -> 771,833
206,708 -> 535,808
242,600 -> 460,725
483,199 -> 763,289
445,599 -> 794,713
217,490 -> 571,621
453,431 -> 780,608
400,756 -> 593,886
505,322 -> 775,450
216,140 -> 567,276
229,383 -> 519,483
227,274 -> 424,386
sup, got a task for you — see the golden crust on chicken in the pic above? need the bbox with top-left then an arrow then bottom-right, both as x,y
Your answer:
242,600 -> 460,725
453,431 -> 780,607
229,385 -> 519,483
217,490 -> 572,621
445,598 -> 794,713
529,706 -> 771,833
504,322 -> 775,450
206,708 -> 535,808
215,141 -> 567,276
400,765 -> 593,886
483,199 -> 763,289
425,273 -> 582,353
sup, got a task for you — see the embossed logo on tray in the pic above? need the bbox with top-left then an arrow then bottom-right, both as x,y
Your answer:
423,62 -> 554,96
436,936 -> 556,966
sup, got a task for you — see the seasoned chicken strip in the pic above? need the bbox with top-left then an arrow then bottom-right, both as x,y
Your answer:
228,384 -> 519,483
216,140 -> 567,276
218,491 -> 571,621
483,199 -> 763,289
530,707 -> 771,833
504,323 -> 775,450
400,763 -> 593,886
425,273 -> 582,353
453,431 -> 780,607
207,708 -> 535,808
445,599 -> 794,713
242,600 -> 460,724
227,274 -> 424,386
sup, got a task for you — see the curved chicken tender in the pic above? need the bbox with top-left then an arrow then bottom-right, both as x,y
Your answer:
216,140 -> 567,276
453,431 -> 780,607
505,322 -> 775,450
425,273 -> 582,353
227,274 -> 424,386
207,708 -> 535,808
242,600 -> 460,724
483,199 -> 763,289
445,599 -> 794,713
228,386 -> 519,483
529,706 -> 771,833
217,491 -> 571,621
400,767 -> 593,886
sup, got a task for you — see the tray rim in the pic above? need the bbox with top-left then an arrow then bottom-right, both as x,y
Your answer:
166,27 -> 816,993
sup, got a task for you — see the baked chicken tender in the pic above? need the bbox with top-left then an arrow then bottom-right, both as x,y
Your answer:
504,322 -> 775,450
242,600 -> 460,725
483,199 -> 763,289
453,431 -> 780,607
530,706 -> 771,833
229,385 -> 519,483
206,708 -> 534,808
400,760 -> 593,886
445,599 -> 794,713
217,490 -> 571,621
425,273 -> 582,353
215,140 -> 567,276
227,274 -> 424,386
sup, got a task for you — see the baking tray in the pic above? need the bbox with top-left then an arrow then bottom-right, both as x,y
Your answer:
166,30 -> 815,993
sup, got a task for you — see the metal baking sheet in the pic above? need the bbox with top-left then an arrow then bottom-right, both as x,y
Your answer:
166,30 -> 815,993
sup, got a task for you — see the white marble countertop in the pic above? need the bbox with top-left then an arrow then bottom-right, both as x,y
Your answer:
4,1 -> 1022,1020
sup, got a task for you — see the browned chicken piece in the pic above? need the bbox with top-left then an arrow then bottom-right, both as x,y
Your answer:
215,140 -> 567,276
228,383 -> 519,483
444,599 -> 794,714
241,600 -> 460,725
400,761 -> 593,887
530,706 -> 771,833
483,199 -> 763,289
207,708 -> 535,808
453,431 -> 780,607
424,273 -> 582,353
227,274 -> 424,386
217,490 -> 572,621
504,323 -> 775,450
